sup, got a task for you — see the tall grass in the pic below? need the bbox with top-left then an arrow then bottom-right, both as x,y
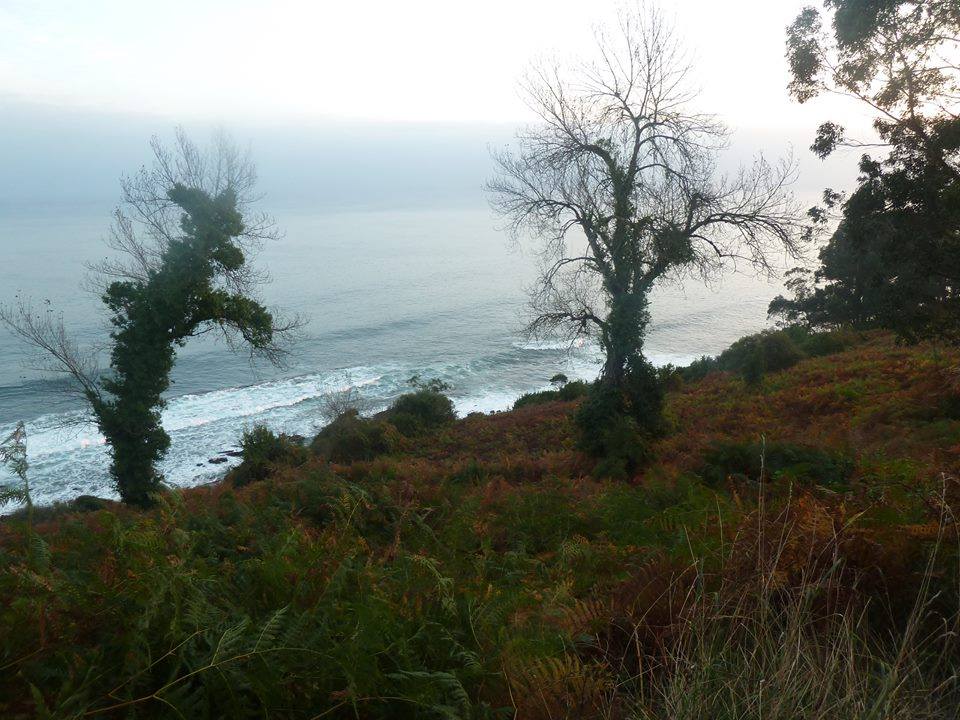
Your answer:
625,486 -> 960,720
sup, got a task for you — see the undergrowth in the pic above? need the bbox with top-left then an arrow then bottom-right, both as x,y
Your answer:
1,333 -> 959,717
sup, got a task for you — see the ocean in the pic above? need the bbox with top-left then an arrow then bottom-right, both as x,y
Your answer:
0,196 -> 786,508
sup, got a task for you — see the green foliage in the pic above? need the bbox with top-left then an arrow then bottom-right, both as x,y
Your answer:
679,327 -> 853,384
0,422 -> 30,514
699,440 -> 855,491
513,380 -> 589,410
575,359 -> 663,477
384,390 -> 457,437
92,183 -> 280,506
1,334 -> 958,717
310,378 -> 455,461
777,1 -> 960,343
726,330 -> 804,386
310,410 -> 402,463
230,425 -> 307,486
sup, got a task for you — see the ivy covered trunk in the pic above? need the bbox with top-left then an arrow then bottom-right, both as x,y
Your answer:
92,185 -> 276,506
599,291 -> 650,389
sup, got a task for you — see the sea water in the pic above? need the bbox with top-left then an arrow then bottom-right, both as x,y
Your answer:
0,199 -> 784,507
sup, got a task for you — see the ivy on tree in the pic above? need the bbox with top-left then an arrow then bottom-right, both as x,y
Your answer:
1,132 -> 297,506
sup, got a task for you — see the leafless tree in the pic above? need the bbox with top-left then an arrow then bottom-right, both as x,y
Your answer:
319,379 -> 372,421
488,3 -> 803,386
0,298 -> 103,415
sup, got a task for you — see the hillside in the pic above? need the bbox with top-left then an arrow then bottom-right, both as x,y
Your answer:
1,332 -> 958,718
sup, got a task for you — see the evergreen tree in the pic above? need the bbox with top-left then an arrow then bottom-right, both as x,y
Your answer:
771,1 -> 960,341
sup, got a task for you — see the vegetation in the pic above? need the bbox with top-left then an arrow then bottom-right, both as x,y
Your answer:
310,378 -> 457,464
770,0 -> 960,342
677,326 -> 854,387
386,389 -> 457,438
488,3 -> 801,461
0,133 -> 296,506
0,423 -> 31,520
513,379 -> 589,409
1,334 -> 958,717
309,410 -> 402,463
229,426 -> 308,488
3,1 -> 960,716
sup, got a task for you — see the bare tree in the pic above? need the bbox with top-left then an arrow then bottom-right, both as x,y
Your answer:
488,3 -> 803,388
1,130 -> 302,505
319,378 -> 372,421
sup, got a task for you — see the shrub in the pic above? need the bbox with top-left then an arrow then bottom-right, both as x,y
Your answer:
230,425 -> 307,487
678,328 -> 855,385
383,390 -> 457,437
621,357 -> 666,432
785,325 -> 852,357
576,361 -> 663,478
677,355 -> 721,383
591,414 -> 655,480
513,390 -> 560,409
513,380 -> 589,410
310,410 -> 401,463
724,331 -> 804,385
319,382 -> 371,419
699,440 -> 854,491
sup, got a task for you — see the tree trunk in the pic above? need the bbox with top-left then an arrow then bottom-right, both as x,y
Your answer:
599,290 -> 649,388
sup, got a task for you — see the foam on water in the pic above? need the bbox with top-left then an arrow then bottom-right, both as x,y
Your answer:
0,341 -> 608,511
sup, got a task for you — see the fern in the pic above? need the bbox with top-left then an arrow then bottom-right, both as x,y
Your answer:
509,655 -> 613,720
387,669 -> 473,720
254,605 -> 288,652
0,422 -> 31,519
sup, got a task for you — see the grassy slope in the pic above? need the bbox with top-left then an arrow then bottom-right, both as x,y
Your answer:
1,332 -> 958,718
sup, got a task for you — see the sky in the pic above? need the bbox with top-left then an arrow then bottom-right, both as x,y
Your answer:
0,0 -> 875,128
0,0 -> 874,207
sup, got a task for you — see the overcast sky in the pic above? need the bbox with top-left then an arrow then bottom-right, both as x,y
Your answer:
2,0 -> 876,127
0,0 -> 873,207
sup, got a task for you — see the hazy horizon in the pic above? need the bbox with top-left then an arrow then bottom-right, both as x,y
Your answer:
0,0 -> 878,213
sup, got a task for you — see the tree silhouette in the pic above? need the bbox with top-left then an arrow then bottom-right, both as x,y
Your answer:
488,4 -> 801,418
772,1 -> 960,341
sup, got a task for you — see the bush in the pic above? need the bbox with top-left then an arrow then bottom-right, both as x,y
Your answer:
677,355 -> 721,383
784,325 -> 852,357
699,440 -> 854,491
576,360 -> 663,478
383,390 -> 456,437
590,414 -> 656,479
724,331 -> 804,385
230,425 -> 307,487
310,410 -> 402,463
620,357 -> 666,432
513,380 -> 589,410
678,328 -> 855,386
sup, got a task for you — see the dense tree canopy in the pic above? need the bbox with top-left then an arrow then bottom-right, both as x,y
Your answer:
771,0 -> 960,341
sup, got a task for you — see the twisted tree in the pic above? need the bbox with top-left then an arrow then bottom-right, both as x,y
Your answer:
488,4 -> 802,401
2,131 -> 298,506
